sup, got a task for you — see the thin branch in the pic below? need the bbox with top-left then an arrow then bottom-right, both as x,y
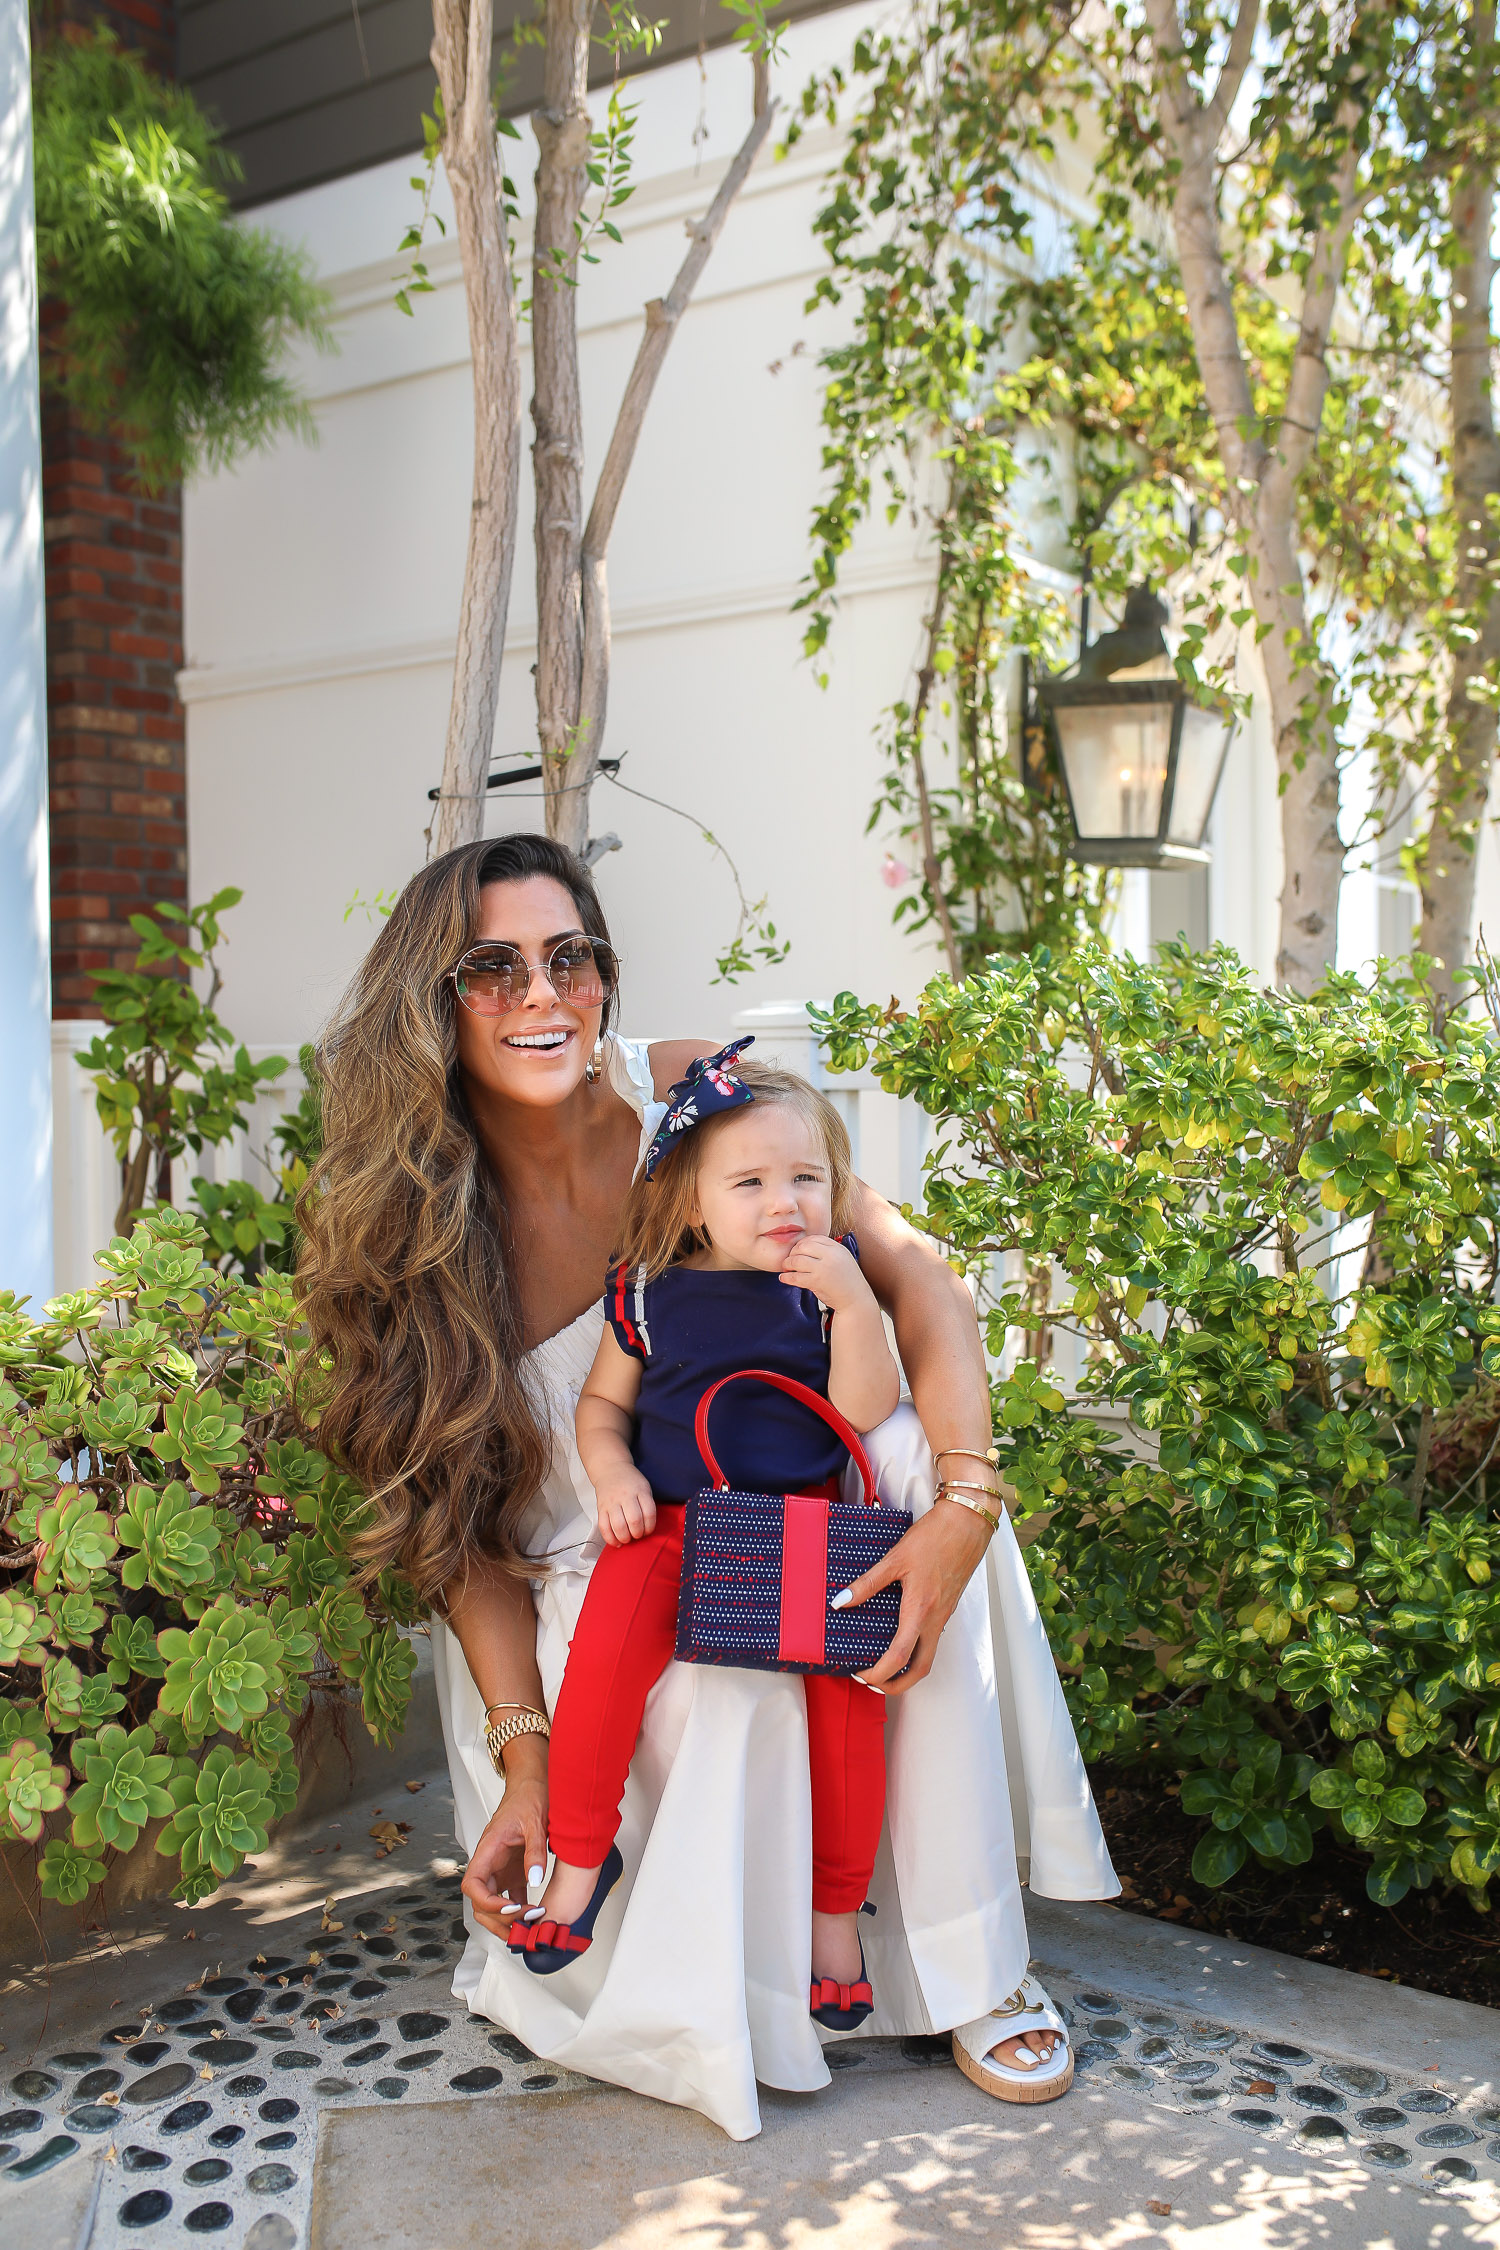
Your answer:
1204,0 -> 1260,141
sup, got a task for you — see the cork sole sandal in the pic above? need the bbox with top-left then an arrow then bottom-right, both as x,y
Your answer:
952,1976 -> 1074,2105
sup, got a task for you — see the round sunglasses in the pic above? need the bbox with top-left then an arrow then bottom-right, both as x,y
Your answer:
449,935 -> 618,1018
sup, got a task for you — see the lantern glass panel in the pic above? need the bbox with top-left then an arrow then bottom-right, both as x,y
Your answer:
1165,702 -> 1233,847
1052,697 -> 1174,840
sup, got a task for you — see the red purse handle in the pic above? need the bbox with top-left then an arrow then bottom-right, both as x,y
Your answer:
693,1368 -> 877,1506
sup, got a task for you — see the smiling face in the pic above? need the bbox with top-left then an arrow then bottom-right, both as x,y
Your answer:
688,1101 -> 835,1272
452,874 -> 606,1111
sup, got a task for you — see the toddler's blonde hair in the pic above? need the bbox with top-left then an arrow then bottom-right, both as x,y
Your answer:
612,1060 -> 855,1280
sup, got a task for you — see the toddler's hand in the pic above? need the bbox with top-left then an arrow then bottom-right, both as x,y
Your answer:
596,1471 -> 657,1546
777,1233 -> 871,1312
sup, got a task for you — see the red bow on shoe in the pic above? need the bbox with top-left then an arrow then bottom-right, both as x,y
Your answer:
508,1917 -> 591,1956
810,1975 -> 872,2013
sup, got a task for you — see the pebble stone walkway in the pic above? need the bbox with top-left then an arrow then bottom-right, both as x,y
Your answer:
1040,1960 -> 1500,2197
0,1867 -> 591,2250
5,1875 -> 1497,2250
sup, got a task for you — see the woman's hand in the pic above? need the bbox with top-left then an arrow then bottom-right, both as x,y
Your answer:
836,1499 -> 992,1694
461,1744 -> 549,1938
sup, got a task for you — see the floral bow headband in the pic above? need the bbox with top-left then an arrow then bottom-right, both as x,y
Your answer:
642,1037 -> 755,1179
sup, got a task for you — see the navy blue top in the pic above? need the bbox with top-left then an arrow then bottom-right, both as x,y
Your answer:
603,1245 -> 859,1503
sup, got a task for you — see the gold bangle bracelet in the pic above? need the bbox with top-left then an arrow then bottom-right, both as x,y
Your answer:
935,1446 -> 1000,1470
483,1707 -> 550,1774
935,1488 -> 1002,1536
938,1477 -> 1005,1505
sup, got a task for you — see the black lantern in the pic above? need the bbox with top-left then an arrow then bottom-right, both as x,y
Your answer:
1030,587 -> 1234,869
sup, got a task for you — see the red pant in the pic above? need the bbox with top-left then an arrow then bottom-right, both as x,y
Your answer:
548,1506 -> 888,1913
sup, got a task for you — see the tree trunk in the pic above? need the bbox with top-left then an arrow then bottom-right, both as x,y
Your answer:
533,0 -> 594,853
542,82 -> 778,854
1419,5 -> 1500,1009
1143,0 -> 1369,990
430,0 -> 524,856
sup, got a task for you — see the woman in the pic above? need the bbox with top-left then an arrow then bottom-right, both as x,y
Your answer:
300,834 -> 1116,2140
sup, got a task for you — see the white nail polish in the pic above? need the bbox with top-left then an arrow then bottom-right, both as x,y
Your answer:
830,1588 -> 852,1610
528,1864 -> 545,1885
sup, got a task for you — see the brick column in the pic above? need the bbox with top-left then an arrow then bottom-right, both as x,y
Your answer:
40,0 -> 182,1019
44,405 -> 186,1016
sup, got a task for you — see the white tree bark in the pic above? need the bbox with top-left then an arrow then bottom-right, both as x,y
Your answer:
532,0 -> 593,850
1419,2 -> 1500,1007
430,0 -> 524,856
538,70 -> 777,854
1143,0 -> 1373,990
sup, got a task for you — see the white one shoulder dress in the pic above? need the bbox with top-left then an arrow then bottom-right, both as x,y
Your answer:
431,1035 -> 1118,2141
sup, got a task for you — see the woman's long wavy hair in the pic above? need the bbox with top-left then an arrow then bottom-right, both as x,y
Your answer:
297,834 -> 617,1607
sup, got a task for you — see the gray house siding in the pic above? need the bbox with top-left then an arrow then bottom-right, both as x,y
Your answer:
179,0 -> 840,207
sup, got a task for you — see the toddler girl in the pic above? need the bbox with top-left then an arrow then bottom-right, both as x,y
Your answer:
507,1041 -> 901,2024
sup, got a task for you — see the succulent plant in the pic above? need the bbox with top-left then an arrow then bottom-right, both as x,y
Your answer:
68,1721 -> 179,1850
42,1651 -> 124,1733
0,1700 -> 49,1753
157,1744 -> 275,1897
243,1709 -> 299,1819
0,1590 -> 49,1668
116,1480 -> 220,1599
149,1384 -> 246,1496
0,1739 -> 68,1842
315,1583 -> 370,1676
100,1609 -> 168,1683
358,1623 -> 418,1749
286,1528 -> 345,1610
38,1836 -> 108,1904
45,1587 -> 110,1648
156,1595 -> 281,1738
81,1386 -> 160,1455
34,1488 -> 119,1592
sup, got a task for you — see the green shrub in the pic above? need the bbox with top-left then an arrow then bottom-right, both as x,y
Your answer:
820,943 -> 1500,1908
0,1210 -> 418,1906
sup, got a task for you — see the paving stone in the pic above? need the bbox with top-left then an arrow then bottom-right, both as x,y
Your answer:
259,2100 -> 299,2123
123,2064 -> 196,2108
247,2163 -> 298,2194
9,2071 -> 59,2101
0,2107 -> 44,2133
258,2027 -> 296,2045
208,2126 -> 245,2148
1185,2029 -> 1237,2053
1074,1989 -> 1114,2010
1089,2016 -> 1129,2038
373,2078 -> 409,2100
200,1977 -> 249,1995
119,2189 -> 173,2227
1291,2083 -> 1345,2112
397,2012 -> 449,2042
1254,2041 -> 1311,2066
185,2160 -> 233,2185
394,2050 -> 444,2071
156,1999 -> 207,2026
1398,2087 -> 1453,2114
251,1954 -> 296,1972
225,1991 -> 262,2023
257,2133 -> 297,2152
243,2217 -> 297,2250
226,2075 -> 267,2097
1428,2158 -> 1479,2185
1169,2060 -> 1217,2084
184,2201 -> 235,2232
162,2100 -> 214,2134
325,1953 -> 361,1969
1075,2041 -> 1119,2067
348,1981 -> 385,2000
1136,2010 -> 1178,2031
0,2144 -> 16,2164
1230,2107 -> 1279,2129
1296,2116 -> 1347,2145
272,2050 -> 320,2071
122,2147 -> 169,2171
66,2103 -> 122,2133
376,1965 -> 414,1980
314,2078 -> 355,2097
362,1936 -> 399,1956
50,2050 -> 102,2068
450,2066 -> 505,2093
1137,2036 -> 1175,2061
344,2043 -> 390,2066
324,2017 -> 380,2047
73,2067 -> 122,2098
522,2075 -> 559,2091
1110,2063 -> 1152,2087
124,2043 -> 172,2068
1355,2105 -> 1407,2129
190,2038 -> 258,2065
1322,2063 -> 1386,2097
486,2033 -> 534,2064
1363,2142 -> 1410,2168
1417,2121 -> 1479,2148
6,2134 -> 80,2178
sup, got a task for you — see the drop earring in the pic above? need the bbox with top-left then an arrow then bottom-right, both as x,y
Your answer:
585,1035 -> 606,1084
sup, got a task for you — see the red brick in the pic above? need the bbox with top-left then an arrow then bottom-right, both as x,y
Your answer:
112,632 -> 176,661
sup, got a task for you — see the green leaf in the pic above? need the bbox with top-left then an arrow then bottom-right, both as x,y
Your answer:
1191,1829 -> 1248,1887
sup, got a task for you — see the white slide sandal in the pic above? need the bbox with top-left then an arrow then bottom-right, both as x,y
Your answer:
952,1974 -> 1074,2104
